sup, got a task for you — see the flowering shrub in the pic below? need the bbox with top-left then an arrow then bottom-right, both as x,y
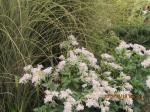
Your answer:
19,36 -> 150,112
101,41 -> 150,112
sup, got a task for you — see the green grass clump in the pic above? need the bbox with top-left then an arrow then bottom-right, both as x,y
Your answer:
0,0 -> 120,112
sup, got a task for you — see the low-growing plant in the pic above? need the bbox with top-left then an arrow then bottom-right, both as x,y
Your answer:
19,36 -> 150,112
101,41 -> 150,112
19,36 -> 135,112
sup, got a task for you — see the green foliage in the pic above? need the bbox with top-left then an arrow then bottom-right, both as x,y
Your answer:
2,0 -> 150,111
115,24 -> 150,49
0,0 -> 119,112
110,44 -> 150,112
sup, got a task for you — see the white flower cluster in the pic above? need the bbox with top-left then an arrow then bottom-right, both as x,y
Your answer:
141,58 -> 150,68
116,41 -> 146,56
101,53 -> 123,71
101,53 -> 115,61
104,61 -> 123,70
146,76 -> 150,89
68,35 -> 79,46
119,72 -> 133,112
19,64 -> 52,85
82,70 -> 113,111
56,60 -> 66,72
101,52 -> 133,112
44,90 -> 59,103
60,36 -> 99,69
56,35 -> 115,111
74,47 -> 99,69
116,41 -> 150,68
44,89 -> 84,112
58,35 -> 113,111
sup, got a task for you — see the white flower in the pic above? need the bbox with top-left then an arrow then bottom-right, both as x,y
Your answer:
86,99 -> 99,108
101,106 -> 109,112
84,77 -> 92,82
67,51 -> 78,64
119,91 -> 131,96
66,89 -> 73,94
103,71 -> 111,76
20,65 -> 46,85
37,64 -> 44,69
31,73 -> 45,85
89,70 -> 98,79
57,61 -> 66,71
60,91 -> 69,99
132,44 -> 146,55
125,106 -> 133,112
146,76 -> 150,88
116,41 -> 146,56
81,47 -> 94,57
43,67 -> 52,74
78,62 -> 88,73
107,77 -> 113,81
31,65 -> 43,74
59,55 -> 65,60
101,53 -> 114,61
19,73 -> 32,84
66,96 -> 76,104
59,89 -> 72,99
80,47 -> 98,68
44,94 -> 53,103
104,62 -> 123,70
100,80 -> 108,87
141,57 -> 150,68
116,41 -> 130,50
52,91 -> 59,97
76,104 -> 84,111
86,89 -> 106,101
68,35 -> 78,46
45,90 -> 51,94
103,101 -> 110,106
124,98 -> 133,105
133,44 -> 146,51
31,68 -> 46,85
120,72 -> 131,80
82,84 -> 87,88
92,80 -> 100,88
60,42 -> 65,49
143,10 -> 148,15
124,76 -> 131,81
105,86 -> 116,94
125,50 -> 132,58
145,50 -> 150,56
74,47 -> 99,68
74,48 -> 82,54
44,90 -> 59,103
89,56 -> 97,64
64,102 -> 72,112
124,83 -> 133,90
23,65 -> 32,71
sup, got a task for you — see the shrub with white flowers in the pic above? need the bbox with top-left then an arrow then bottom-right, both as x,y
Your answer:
101,41 -> 150,112
19,36 -> 150,112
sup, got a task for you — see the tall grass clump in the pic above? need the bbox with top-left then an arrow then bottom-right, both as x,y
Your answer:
0,0 -> 120,112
